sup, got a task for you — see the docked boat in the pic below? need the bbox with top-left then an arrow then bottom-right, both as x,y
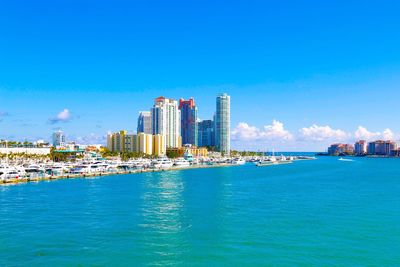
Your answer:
24,164 -> 46,178
0,168 -> 20,182
152,158 -> 174,169
232,158 -> 246,165
255,154 -> 293,166
174,158 -> 190,167
70,164 -> 92,174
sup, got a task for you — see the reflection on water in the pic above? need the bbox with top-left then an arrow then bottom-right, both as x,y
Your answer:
139,171 -> 188,265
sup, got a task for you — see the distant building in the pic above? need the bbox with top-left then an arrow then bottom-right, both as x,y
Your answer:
390,148 -> 400,157
107,131 -> 165,156
327,143 -> 354,155
368,140 -> 397,156
166,146 -> 208,158
151,96 -> 181,149
215,93 -> 230,154
0,147 -> 51,155
179,98 -> 198,146
152,134 -> 165,156
124,134 -> 138,152
137,133 -> 153,155
107,130 -> 127,152
52,130 -> 66,147
198,119 -> 215,147
137,111 -> 152,134
354,140 -> 367,155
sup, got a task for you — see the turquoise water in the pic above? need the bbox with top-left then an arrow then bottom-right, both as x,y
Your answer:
1,157 -> 399,266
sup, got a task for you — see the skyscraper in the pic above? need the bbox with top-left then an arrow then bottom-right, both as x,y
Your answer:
137,111 -> 152,134
198,119 -> 215,147
52,130 -> 66,147
179,98 -> 198,146
215,93 -> 230,154
151,96 -> 181,149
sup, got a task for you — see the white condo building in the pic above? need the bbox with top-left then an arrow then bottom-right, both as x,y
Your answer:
52,130 -> 66,147
151,96 -> 181,149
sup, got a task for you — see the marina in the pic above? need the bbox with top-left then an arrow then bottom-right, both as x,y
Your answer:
0,155 -> 316,186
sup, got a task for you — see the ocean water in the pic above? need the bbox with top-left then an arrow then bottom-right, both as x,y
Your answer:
0,157 -> 399,266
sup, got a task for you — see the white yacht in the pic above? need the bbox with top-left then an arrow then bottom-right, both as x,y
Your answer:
70,164 -> 92,174
0,165 -> 21,181
174,158 -> 190,167
0,170 -> 20,181
152,158 -> 174,169
232,158 -> 246,165
24,164 -> 46,177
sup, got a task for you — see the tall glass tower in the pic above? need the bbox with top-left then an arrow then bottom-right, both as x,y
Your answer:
137,111 -> 152,134
215,93 -> 230,154
179,98 -> 198,146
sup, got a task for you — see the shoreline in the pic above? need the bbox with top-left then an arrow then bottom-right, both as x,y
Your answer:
0,163 -> 238,186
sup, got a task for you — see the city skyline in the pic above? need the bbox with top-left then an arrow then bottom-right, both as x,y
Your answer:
1,1 -> 400,151
1,90 -> 400,152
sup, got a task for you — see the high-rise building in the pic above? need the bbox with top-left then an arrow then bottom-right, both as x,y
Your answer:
151,96 -> 181,149
179,98 -> 198,146
354,140 -> 367,155
198,119 -> 215,147
215,93 -> 230,154
137,111 -> 152,134
368,140 -> 397,156
52,130 -> 66,147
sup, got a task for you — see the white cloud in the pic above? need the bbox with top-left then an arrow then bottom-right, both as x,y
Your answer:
49,109 -> 71,124
231,120 -> 293,141
231,122 -> 260,141
299,124 -> 348,141
382,128 -> 394,140
231,121 -> 398,152
260,120 -> 293,140
354,126 -> 380,140
354,126 -> 395,141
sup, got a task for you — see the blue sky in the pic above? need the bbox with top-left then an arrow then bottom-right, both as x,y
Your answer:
1,0 -> 400,151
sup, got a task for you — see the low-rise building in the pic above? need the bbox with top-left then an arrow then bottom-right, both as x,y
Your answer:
152,134 -> 165,156
107,131 -> 166,156
107,130 -> 127,152
390,148 -> 400,157
166,145 -> 208,158
0,147 -> 51,155
368,140 -> 397,156
354,140 -> 367,155
138,133 -> 153,155
327,143 -> 354,155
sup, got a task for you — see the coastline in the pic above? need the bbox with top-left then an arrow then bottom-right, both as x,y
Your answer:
0,163 -> 238,186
